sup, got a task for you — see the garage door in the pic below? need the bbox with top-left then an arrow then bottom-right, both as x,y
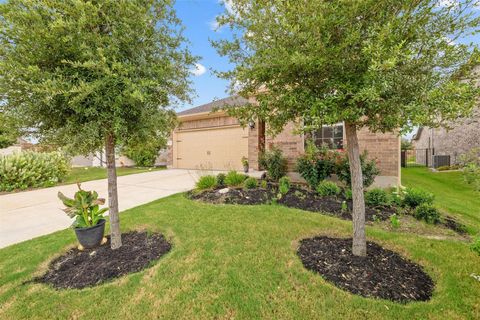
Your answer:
174,126 -> 249,171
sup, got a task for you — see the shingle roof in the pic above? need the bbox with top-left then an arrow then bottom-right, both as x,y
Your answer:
177,96 -> 249,116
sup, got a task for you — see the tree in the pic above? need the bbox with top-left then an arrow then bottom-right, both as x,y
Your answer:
213,0 -> 480,256
401,139 -> 413,151
0,0 -> 196,249
0,111 -> 20,149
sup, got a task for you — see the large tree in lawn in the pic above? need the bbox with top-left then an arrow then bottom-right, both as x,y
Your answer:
0,0 -> 196,249
213,0 -> 480,256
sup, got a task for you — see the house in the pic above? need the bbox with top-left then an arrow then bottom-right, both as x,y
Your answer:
169,96 -> 401,187
412,105 -> 480,165
411,66 -> 480,166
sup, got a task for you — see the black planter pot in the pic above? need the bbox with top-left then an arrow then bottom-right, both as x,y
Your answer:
74,219 -> 106,249
243,165 -> 249,173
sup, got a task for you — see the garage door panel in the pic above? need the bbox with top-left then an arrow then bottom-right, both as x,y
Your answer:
176,126 -> 248,171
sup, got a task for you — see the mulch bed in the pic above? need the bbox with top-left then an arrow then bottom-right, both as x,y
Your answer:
36,231 -> 171,289
277,186 -> 396,222
442,216 -> 467,234
188,187 -> 274,205
189,184 -> 396,222
297,236 -> 434,303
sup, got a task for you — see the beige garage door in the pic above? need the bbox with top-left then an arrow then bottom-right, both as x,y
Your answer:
174,126 -> 249,171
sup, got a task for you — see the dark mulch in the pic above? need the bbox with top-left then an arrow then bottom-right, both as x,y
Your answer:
36,231 -> 171,289
277,186 -> 396,222
442,216 -> 467,234
297,236 -> 434,303
188,187 -> 274,205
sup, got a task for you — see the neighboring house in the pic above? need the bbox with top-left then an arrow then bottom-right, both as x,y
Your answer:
412,105 -> 480,165
411,66 -> 480,165
0,138 -> 32,156
72,149 -> 169,167
169,96 -> 401,187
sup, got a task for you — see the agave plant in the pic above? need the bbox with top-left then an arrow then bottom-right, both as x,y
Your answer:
58,184 -> 108,228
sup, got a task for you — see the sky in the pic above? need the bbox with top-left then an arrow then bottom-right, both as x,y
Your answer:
174,0 -> 234,112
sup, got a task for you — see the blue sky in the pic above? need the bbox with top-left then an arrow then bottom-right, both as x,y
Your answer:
175,0 -> 234,112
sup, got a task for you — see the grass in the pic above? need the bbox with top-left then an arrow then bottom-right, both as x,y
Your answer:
402,167 -> 480,234
1,194 -> 479,319
63,166 -> 165,185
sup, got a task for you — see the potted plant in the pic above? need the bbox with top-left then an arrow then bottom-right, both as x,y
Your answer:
241,157 -> 249,173
58,184 -> 108,249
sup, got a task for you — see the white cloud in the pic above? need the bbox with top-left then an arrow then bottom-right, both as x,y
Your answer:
190,63 -> 207,76
209,19 -> 220,31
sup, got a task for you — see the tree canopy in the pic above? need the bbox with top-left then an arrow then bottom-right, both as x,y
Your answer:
213,0 -> 479,134
0,0 -> 194,154
213,0 -> 480,256
0,0 -> 196,249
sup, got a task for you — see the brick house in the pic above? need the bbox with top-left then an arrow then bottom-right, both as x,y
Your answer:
169,96 -> 401,187
411,66 -> 480,165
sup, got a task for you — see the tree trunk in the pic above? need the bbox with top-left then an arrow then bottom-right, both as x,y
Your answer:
105,133 -> 122,249
345,122 -> 366,257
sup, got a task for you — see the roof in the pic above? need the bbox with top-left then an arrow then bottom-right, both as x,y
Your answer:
177,96 -> 249,116
412,127 -> 424,140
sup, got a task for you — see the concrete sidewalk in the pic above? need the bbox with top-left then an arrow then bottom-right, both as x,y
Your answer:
0,169 -> 200,248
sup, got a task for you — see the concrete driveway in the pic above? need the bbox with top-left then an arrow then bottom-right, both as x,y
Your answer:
0,169 -> 199,249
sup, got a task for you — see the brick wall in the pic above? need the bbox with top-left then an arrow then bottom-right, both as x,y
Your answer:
357,128 -> 400,177
249,121 -> 400,178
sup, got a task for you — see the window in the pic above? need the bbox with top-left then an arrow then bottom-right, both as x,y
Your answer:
310,123 -> 344,149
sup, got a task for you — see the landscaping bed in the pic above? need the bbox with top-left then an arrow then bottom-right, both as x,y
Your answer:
36,231 -> 171,289
189,183 -> 397,222
297,236 -> 434,303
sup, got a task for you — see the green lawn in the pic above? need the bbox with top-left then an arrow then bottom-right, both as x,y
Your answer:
402,167 -> 480,234
1,194 -> 479,319
63,166 -> 165,185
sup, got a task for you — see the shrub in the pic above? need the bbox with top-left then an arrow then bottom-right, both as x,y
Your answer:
278,176 -> 291,195
414,204 -> 441,224
196,175 -> 217,190
365,188 -> 390,206
122,141 -> 162,167
216,173 -> 226,187
259,146 -> 288,181
436,165 -> 451,171
296,141 -> 336,189
471,236 -> 480,256
335,151 -> 379,188
260,180 -> 268,189
344,188 -> 352,200
244,177 -> 258,189
390,214 -> 400,229
225,171 -> 247,187
0,151 -> 70,191
316,181 -> 340,196
403,187 -> 434,208
460,148 -> 480,191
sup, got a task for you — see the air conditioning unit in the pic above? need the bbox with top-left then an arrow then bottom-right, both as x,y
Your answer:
433,155 -> 450,168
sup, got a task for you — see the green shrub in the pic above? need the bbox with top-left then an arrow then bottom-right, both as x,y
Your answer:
470,236 -> 480,256
122,141 -> 162,167
278,176 -> 291,195
196,175 -> 217,190
414,203 -> 441,224
244,177 -> 258,189
460,148 -> 480,191
403,187 -> 434,208
225,171 -> 247,187
316,181 -> 340,196
436,165 -> 451,171
260,180 -> 268,189
336,151 -> 379,188
296,141 -> 336,189
259,146 -> 288,181
0,151 -> 70,191
216,173 -> 226,187
365,188 -> 390,206
390,214 -> 400,229
344,188 -> 352,200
